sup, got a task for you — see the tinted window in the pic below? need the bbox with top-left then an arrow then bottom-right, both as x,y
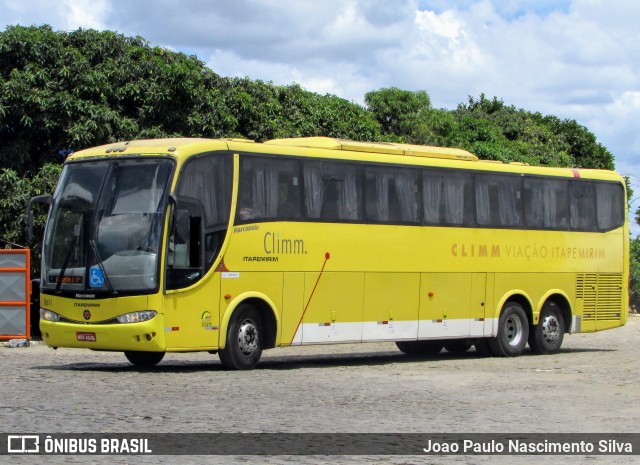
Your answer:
237,157 -> 301,222
570,181 -> 597,231
524,177 -> 570,229
366,166 -> 420,223
178,154 -> 232,229
177,153 -> 232,269
233,154 -> 625,233
303,161 -> 362,221
422,170 -> 474,226
475,173 -> 523,227
595,181 -> 625,231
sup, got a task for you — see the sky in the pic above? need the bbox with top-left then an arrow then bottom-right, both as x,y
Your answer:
2,0 -> 639,234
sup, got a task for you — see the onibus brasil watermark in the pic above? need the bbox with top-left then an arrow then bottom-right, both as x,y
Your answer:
6,435 -> 150,455
2,433 -> 638,456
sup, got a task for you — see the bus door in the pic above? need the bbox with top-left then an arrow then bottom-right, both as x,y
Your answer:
163,196 -> 222,350
164,273 -> 222,350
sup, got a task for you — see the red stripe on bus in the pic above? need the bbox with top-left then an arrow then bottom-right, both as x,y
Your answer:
290,252 -> 331,344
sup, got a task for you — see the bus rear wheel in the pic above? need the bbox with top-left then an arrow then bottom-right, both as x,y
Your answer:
488,302 -> 529,357
219,304 -> 263,370
124,351 -> 165,368
396,340 -> 443,356
528,302 -> 565,354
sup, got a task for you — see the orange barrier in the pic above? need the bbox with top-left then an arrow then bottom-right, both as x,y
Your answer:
0,249 -> 31,341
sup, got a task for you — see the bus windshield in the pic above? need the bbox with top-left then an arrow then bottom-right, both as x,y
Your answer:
41,158 -> 174,295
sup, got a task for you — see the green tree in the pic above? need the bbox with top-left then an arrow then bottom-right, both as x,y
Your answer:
0,25 -> 236,175
451,95 -> 579,166
365,87 -> 432,138
0,163 -> 61,274
221,79 -> 380,141
363,91 -> 613,170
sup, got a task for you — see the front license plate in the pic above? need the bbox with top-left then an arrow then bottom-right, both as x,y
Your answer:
76,332 -> 96,342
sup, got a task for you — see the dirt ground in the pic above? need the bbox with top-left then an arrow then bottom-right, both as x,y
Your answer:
1,314 -> 639,465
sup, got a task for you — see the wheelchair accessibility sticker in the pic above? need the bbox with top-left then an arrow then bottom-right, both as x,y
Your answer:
89,266 -> 105,288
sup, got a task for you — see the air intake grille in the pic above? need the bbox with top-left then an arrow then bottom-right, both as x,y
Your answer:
577,273 -> 623,321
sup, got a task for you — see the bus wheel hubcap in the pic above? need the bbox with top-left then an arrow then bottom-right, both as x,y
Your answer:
505,315 -> 523,347
541,315 -> 560,344
238,320 -> 258,356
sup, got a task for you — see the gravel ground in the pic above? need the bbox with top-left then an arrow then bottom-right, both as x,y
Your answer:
1,314 -> 639,465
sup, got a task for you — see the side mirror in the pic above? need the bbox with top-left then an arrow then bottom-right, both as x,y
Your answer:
167,193 -> 192,244
25,195 -> 52,242
165,194 -> 206,290
167,193 -> 204,269
174,209 -> 190,245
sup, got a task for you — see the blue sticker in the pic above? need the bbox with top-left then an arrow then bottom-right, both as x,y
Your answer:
89,266 -> 105,288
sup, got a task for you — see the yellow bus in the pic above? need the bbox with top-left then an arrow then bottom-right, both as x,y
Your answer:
28,137 -> 629,369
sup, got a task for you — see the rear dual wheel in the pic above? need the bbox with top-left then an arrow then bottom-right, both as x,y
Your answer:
528,302 -> 565,354
488,302 -> 529,357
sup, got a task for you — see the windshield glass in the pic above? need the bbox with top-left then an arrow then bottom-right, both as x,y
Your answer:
42,158 -> 174,294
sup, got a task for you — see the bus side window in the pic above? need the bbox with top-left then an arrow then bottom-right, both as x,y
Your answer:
422,172 -> 443,225
423,170 -> 473,226
175,153 -> 232,273
595,181 -> 624,231
524,177 -> 569,230
366,166 -> 419,224
475,173 -> 522,228
303,161 -> 362,222
570,181 -> 597,231
237,157 -> 301,222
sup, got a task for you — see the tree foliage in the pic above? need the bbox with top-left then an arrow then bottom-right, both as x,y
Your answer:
1,25 -> 616,175
0,163 -> 61,273
0,25 -> 240,174
364,91 -> 614,169
364,87 -> 431,137
221,79 -> 379,141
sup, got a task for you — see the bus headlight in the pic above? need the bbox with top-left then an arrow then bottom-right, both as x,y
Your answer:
40,308 -> 60,322
116,310 -> 157,324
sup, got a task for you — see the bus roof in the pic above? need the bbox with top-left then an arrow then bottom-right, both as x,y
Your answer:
66,137 -> 623,183
264,137 -> 478,161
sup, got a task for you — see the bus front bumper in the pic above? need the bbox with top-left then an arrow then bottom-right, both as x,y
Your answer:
40,316 -> 166,352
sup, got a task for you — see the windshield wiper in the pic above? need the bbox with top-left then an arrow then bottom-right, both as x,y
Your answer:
55,234 -> 79,294
85,163 -> 117,296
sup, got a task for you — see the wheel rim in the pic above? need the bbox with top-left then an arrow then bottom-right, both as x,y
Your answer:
541,314 -> 560,344
504,313 -> 524,347
237,318 -> 259,357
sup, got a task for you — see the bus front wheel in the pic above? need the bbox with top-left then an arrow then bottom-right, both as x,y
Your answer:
219,304 -> 264,370
488,302 -> 529,357
124,350 -> 165,368
528,302 -> 565,354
